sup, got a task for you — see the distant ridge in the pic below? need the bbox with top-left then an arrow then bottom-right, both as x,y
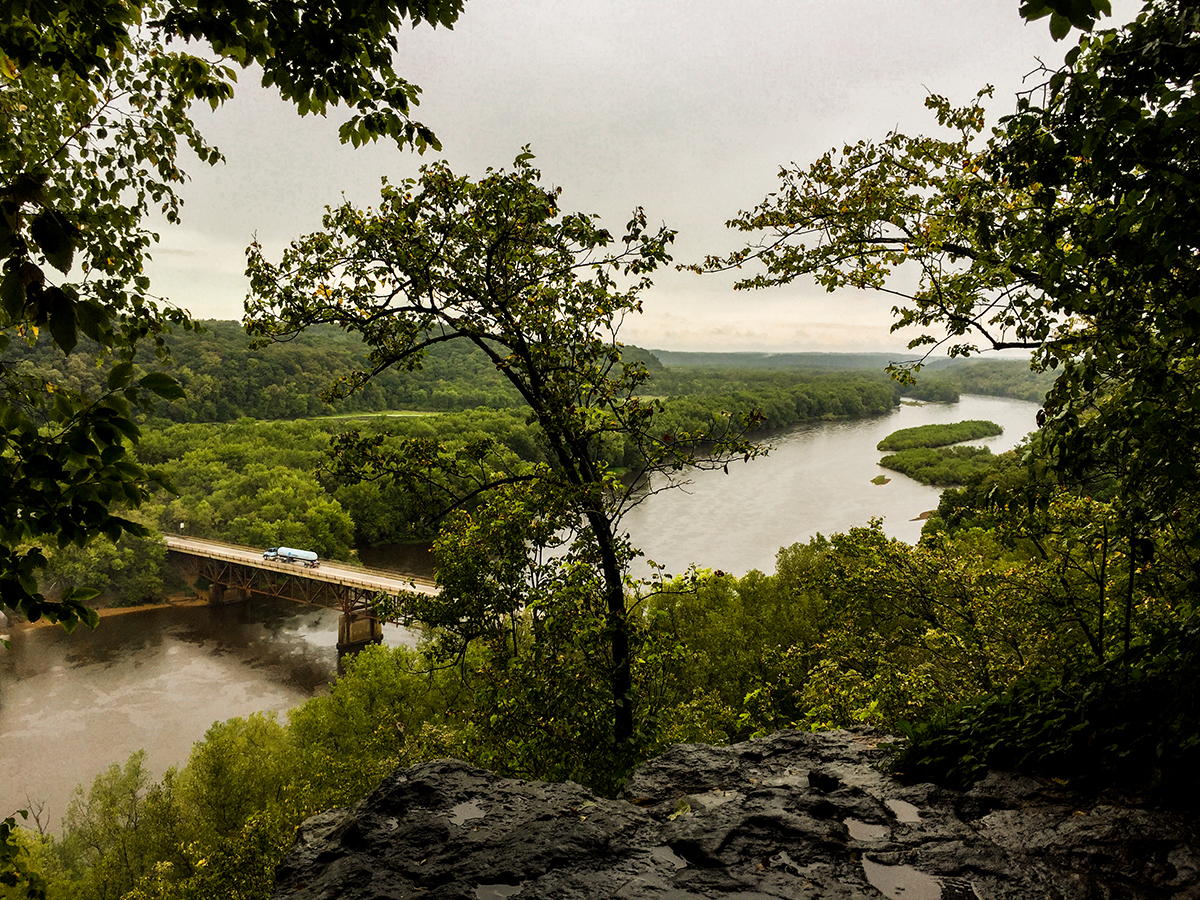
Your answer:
648,350 -> 953,372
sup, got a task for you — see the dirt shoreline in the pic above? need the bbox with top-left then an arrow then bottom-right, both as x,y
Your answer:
9,594 -> 209,629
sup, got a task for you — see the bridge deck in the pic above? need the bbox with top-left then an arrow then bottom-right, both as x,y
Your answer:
164,535 -> 438,601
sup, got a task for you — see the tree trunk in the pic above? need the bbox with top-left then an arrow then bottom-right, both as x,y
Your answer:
586,509 -> 633,746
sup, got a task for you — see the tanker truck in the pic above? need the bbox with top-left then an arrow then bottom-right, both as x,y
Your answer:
263,546 -> 319,568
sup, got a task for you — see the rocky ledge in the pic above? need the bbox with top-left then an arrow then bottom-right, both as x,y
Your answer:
272,728 -> 1199,899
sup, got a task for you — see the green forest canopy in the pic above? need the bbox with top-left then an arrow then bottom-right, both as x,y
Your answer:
877,420 -> 1003,451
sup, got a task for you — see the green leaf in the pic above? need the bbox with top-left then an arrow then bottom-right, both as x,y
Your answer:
0,271 -> 25,320
139,371 -> 186,400
1049,12 -> 1072,40
75,297 -> 108,341
45,286 -> 79,354
30,210 -> 75,273
107,360 -> 134,390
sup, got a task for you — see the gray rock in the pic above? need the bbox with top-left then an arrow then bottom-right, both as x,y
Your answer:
272,728 -> 1199,899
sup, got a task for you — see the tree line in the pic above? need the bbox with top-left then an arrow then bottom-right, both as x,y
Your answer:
2,319 -> 1025,426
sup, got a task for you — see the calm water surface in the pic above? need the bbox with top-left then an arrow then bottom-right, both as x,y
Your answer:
1,393 -> 1038,827
622,394 -> 1040,576
0,597 -> 414,829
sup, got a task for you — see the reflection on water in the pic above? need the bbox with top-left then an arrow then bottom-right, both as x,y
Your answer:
358,541 -> 437,579
0,596 -> 411,830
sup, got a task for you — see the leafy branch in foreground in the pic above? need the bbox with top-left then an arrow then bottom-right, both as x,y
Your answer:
704,0 -> 1200,535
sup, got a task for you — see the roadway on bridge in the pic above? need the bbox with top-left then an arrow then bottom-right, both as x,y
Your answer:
164,535 -> 439,598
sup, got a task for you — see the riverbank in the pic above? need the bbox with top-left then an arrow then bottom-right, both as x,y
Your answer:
7,593 -> 210,630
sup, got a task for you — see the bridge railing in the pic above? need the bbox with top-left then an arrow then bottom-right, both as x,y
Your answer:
162,534 -> 438,592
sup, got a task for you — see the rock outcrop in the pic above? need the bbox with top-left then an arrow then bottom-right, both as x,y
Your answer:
272,728 -> 1199,899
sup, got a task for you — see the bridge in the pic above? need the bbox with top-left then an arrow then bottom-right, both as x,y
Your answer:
164,535 -> 437,654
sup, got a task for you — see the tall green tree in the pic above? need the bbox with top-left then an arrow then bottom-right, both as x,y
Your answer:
704,0 -> 1200,537
246,153 -> 761,750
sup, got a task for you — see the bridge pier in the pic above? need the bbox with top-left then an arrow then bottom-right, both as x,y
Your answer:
337,613 -> 383,658
208,583 -> 250,605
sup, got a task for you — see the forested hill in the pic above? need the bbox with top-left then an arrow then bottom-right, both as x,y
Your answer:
651,350 -> 1053,404
3,320 -> 1047,424
650,350 -> 929,371
4,320 -> 525,420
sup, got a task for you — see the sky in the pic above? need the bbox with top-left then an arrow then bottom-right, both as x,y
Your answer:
146,0 -> 1100,353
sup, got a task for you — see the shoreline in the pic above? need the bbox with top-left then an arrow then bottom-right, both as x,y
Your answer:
8,594 -> 209,630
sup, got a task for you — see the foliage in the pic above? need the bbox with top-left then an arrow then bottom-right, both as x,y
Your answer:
879,446 -> 996,485
646,563 -> 825,744
654,379 -> 897,436
174,715 -> 298,845
645,482 -> 1199,745
141,419 -> 356,557
287,643 -> 469,807
705,0 -> 1200,536
55,752 -> 187,900
1020,0 -> 1112,41
876,420 -> 1002,451
246,152 -> 763,749
893,620 -> 1200,805
0,0 -> 463,636
0,26 -> 197,628
939,360 -> 1054,403
2,323 -> 527,421
35,510 -> 168,607
0,814 -> 44,899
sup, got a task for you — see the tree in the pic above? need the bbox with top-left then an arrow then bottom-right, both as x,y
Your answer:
246,153 -> 761,751
1,4 -> 464,889
0,0 -> 461,631
1020,0 -> 1113,40
58,751 -> 187,900
702,0 -> 1200,540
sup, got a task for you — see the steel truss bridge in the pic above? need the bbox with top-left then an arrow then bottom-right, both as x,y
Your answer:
164,535 -> 437,651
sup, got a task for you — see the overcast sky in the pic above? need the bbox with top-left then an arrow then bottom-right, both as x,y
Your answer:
147,0 -> 1114,353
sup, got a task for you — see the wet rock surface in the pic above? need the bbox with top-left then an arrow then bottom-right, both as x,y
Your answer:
272,728 -> 1199,899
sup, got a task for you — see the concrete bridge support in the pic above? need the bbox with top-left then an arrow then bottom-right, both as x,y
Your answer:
337,613 -> 383,658
208,583 -> 250,605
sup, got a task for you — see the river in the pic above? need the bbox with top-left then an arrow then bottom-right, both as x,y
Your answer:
0,393 -> 1038,829
622,393 -> 1039,576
